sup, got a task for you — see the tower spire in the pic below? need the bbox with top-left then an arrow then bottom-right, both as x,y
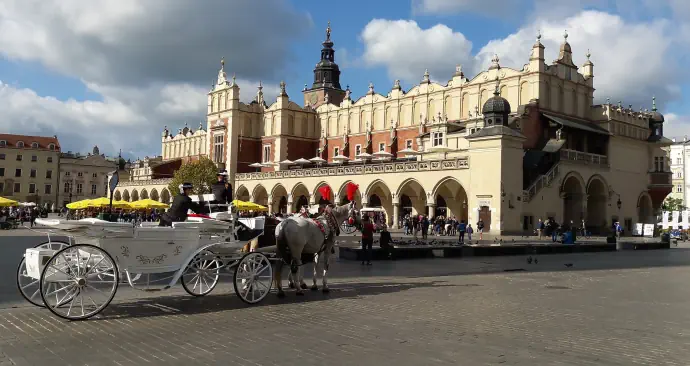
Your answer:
652,96 -> 657,111
326,21 -> 331,42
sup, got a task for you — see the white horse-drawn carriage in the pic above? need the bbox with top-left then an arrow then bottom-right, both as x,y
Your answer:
17,198 -> 276,320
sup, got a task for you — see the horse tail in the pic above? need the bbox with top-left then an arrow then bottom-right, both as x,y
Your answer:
275,219 -> 291,263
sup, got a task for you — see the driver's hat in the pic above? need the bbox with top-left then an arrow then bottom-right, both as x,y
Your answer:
217,170 -> 229,177
179,182 -> 193,194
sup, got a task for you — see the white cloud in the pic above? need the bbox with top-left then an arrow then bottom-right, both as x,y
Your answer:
360,19 -> 474,85
662,113 -> 690,140
0,0 -> 308,158
411,0 -> 521,17
477,11 -> 679,108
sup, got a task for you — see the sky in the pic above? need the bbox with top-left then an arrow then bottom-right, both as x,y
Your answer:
1,0 -> 690,159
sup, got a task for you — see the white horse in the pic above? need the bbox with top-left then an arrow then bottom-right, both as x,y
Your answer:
274,202 -> 358,297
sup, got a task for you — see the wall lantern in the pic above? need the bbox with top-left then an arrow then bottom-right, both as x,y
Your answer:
617,197 -> 622,210
462,199 -> 467,209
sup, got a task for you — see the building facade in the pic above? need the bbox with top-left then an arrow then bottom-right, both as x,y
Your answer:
0,133 -> 60,207
57,146 -> 118,207
162,123 -> 208,161
115,26 -> 672,235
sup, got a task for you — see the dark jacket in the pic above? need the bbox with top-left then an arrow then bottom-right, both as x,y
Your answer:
161,194 -> 205,222
379,230 -> 392,248
211,182 -> 232,203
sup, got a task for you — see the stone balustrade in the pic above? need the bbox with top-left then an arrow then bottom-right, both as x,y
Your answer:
560,149 -> 609,167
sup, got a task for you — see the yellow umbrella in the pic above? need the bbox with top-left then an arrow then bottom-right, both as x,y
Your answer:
85,197 -> 131,209
130,199 -> 169,209
231,199 -> 267,212
0,197 -> 18,207
66,199 -> 91,210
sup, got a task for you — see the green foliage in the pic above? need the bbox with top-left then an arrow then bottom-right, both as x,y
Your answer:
118,157 -> 126,170
168,157 -> 218,196
662,197 -> 685,212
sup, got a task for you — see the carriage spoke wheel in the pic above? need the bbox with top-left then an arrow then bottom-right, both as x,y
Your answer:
234,252 -> 272,304
17,241 -> 71,307
40,244 -> 118,320
340,222 -> 356,234
181,250 -> 220,297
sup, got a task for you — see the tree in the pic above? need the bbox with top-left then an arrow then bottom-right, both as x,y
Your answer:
662,197 -> 686,212
168,157 -> 218,197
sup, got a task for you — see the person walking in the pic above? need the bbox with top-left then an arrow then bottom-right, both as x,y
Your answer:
466,223 -> 474,243
477,219 -> 485,241
360,215 -> 375,265
536,218 -> 544,240
421,215 -> 430,241
457,219 -> 467,244
379,225 -> 395,260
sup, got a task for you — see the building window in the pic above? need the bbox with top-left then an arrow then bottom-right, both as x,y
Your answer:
677,185 -> 683,193
30,169 -> 36,178
45,185 -> 52,194
262,145 -> 271,163
355,145 -> 362,157
14,183 -> 20,193
432,132 -> 444,147
677,171 -> 683,179
334,147 -> 340,157
31,142 -> 38,148
64,183 -> 70,193
214,134 -> 224,163
77,172 -> 83,177
0,153 -> 4,160
0,183 -> 4,193
16,141 -> 24,148
406,140 -> 413,149
0,140 -> 5,147
16,154 -> 22,161
93,173 -> 98,178
65,171 -> 71,177
379,142 -> 385,152
15,169 -> 21,177
654,157 -> 665,172
0,168 -> 3,177
46,170 -> 52,179
48,143 -> 55,150
31,155 -> 37,162
91,184 -> 97,194
47,156 -> 53,163
29,184 -> 36,194
677,158 -> 682,164
77,184 -> 83,194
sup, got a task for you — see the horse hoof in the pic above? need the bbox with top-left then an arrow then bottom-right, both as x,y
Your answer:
277,292 -> 286,299
296,291 -> 305,296
300,283 -> 308,290
322,288 -> 330,294
311,285 -> 318,291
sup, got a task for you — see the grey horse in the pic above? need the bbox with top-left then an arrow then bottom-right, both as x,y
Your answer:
274,202 -> 358,297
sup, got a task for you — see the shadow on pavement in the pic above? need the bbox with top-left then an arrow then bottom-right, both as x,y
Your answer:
95,280 -> 454,320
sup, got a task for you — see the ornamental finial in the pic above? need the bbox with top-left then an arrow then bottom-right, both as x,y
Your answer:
652,96 -> 657,111
326,21 -> 331,41
586,49 -> 591,60
564,30 -> 568,41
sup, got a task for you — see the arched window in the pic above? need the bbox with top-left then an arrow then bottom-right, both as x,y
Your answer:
31,142 -> 38,148
16,141 -> 24,148
48,143 -> 55,150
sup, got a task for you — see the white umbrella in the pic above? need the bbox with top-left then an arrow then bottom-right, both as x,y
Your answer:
356,152 -> 373,159
294,158 -> 311,165
248,162 -> 264,168
332,154 -> 350,163
309,156 -> 327,164
398,148 -> 421,155
279,159 -> 294,165
262,162 -> 277,167
373,151 -> 393,158
20,202 -> 36,207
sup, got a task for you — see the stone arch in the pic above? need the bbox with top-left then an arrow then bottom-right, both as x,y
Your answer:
291,182 -> 310,212
140,188 -> 149,200
560,171 -> 586,193
431,177 -> 469,221
365,179 -> 394,226
313,181 -> 333,204
235,185 -> 250,202
336,180 -> 362,207
520,81 -> 530,104
586,175 -> 609,233
561,173 -> 585,227
131,189 -> 139,202
114,190 -> 122,201
637,192 -> 654,224
271,184 -> 289,214
396,178 -> 427,217
122,189 -> 130,202
252,185 -> 269,206
444,95 -> 452,119
150,188 -> 159,202
160,188 -> 171,204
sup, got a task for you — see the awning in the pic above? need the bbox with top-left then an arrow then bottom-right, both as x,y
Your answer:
542,138 -> 565,153
543,113 -> 610,136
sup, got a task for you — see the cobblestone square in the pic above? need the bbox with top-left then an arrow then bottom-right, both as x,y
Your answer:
2,235 -> 690,365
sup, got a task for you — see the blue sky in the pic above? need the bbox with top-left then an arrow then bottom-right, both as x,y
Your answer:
0,0 -> 689,159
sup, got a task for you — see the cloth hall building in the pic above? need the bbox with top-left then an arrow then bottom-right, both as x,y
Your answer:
113,25 -> 672,235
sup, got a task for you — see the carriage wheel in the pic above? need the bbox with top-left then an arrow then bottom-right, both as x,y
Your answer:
40,244 -> 118,320
234,252 -> 273,304
181,250 -> 220,297
17,241 -> 72,307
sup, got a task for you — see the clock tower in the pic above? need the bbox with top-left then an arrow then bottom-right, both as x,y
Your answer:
303,22 -> 345,108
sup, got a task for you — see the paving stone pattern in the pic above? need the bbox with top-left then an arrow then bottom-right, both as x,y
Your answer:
2,247 -> 690,365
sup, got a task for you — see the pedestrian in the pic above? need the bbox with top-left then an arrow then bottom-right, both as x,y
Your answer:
379,225 -> 395,260
477,219 -> 485,241
457,219 -> 467,244
360,215 -> 375,265
466,223 -> 473,243
421,215 -> 430,240
537,218 -> 544,240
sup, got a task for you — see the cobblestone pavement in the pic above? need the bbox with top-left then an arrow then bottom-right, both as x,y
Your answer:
2,242 -> 690,366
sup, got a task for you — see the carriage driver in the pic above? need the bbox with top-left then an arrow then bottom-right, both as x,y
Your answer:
159,183 -> 206,226
212,170 -> 233,204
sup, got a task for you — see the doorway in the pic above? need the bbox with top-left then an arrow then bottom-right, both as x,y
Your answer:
478,206 -> 491,231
